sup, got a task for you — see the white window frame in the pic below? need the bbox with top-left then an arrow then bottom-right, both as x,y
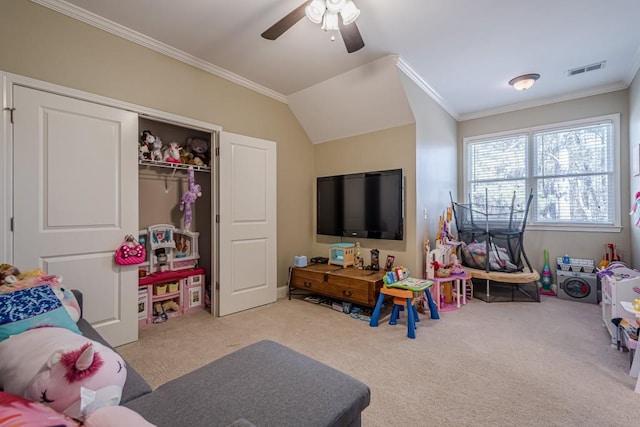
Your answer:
462,113 -> 621,232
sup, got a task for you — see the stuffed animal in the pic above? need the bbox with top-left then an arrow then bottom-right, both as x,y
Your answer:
180,150 -> 194,165
0,327 -> 127,421
0,263 -> 22,286
180,166 -> 202,230
162,141 -> 182,164
138,130 -> 154,160
185,137 -> 210,167
149,134 -> 164,161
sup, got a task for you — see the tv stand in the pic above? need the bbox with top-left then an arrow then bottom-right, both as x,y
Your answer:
288,264 -> 385,307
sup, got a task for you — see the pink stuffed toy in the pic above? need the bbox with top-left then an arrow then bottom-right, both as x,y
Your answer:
180,166 -> 202,230
0,327 -> 127,421
162,141 -> 182,164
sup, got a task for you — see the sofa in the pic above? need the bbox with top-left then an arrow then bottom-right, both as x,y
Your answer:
73,291 -> 371,427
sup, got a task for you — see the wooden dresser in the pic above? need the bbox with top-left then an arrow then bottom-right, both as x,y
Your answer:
289,264 -> 385,307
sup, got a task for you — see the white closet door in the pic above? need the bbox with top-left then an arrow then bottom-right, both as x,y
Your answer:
12,85 -> 139,346
218,131 -> 276,316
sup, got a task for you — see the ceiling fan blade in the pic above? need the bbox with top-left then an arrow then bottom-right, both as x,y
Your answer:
261,2 -> 308,40
339,20 -> 365,53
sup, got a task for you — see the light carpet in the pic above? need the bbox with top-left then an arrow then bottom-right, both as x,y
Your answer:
117,294 -> 638,426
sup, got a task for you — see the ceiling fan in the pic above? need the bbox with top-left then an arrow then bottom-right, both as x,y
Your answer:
261,0 -> 365,53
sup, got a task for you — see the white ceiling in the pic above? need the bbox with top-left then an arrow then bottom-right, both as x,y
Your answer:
38,0 -> 640,121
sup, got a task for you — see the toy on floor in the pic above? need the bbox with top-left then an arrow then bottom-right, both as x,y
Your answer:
153,302 -> 168,323
180,166 -> 202,230
540,249 -> 554,295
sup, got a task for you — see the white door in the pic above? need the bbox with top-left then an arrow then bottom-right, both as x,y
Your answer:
12,85 -> 139,346
218,131 -> 276,316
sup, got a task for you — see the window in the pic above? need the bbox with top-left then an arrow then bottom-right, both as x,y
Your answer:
463,114 -> 620,230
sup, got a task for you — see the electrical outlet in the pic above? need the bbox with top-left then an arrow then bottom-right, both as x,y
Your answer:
423,209 -> 428,220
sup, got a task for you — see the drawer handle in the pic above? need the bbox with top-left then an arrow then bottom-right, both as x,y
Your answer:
304,282 -> 312,288
342,289 -> 352,296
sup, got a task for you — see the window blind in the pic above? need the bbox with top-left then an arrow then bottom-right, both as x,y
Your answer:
533,121 -> 614,224
464,115 -> 618,228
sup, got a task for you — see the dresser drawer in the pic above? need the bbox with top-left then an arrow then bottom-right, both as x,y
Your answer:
289,274 -> 326,293
323,282 -> 369,305
289,266 -> 384,307
292,268 -> 326,283
326,272 -> 380,306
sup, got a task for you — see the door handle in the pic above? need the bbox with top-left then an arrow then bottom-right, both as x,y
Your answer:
342,289 -> 352,296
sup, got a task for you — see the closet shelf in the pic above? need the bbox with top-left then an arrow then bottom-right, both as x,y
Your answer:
138,159 -> 211,173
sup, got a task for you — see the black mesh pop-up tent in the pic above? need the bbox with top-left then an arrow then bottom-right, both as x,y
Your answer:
451,189 -> 538,302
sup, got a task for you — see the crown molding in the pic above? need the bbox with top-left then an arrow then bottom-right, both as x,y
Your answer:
395,57 -> 459,119
458,81 -> 629,122
30,0 -> 288,104
625,43 -> 640,85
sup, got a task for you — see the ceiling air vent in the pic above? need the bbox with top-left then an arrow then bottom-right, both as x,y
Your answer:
567,61 -> 606,76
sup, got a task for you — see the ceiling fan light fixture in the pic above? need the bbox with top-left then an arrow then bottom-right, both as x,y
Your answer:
321,12 -> 340,31
340,1 -> 360,25
305,0 -> 326,24
326,0 -> 347,14
508,73 -> 540,91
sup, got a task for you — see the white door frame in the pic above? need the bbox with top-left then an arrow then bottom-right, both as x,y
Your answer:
0,71 -> 222,318
1,71 -> 222,264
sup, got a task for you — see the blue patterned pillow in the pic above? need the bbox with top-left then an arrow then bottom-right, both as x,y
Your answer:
0,284 -> 81,342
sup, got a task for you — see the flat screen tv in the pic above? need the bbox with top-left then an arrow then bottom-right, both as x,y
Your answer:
316,169 -> 404,240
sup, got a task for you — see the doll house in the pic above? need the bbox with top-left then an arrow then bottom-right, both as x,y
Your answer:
137,224 -> 205,326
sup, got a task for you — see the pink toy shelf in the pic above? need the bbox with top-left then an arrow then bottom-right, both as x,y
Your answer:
138,268 -> 206,326
137,224 -> 200,275
136,223 -> 204,326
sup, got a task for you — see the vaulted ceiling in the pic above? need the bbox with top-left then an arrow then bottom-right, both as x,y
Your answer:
37,0 -> 640,139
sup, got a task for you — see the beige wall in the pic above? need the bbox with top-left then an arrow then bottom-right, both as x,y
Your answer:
400,74 -> 458,276
458,90 -> 631,278
0,0 -> 314,289
629,70 -> 640,267
312,125 -> 419,272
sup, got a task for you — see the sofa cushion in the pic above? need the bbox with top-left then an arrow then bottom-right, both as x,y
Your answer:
0,284 -> 81,342
124,340 -> 370,427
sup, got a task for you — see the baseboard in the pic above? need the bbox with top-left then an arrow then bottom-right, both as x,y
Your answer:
277,286 -> 288,300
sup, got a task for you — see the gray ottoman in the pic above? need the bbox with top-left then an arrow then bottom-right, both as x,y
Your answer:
124,340 -> 370,427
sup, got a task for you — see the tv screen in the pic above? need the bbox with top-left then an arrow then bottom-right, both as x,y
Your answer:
316,169 -> 404,240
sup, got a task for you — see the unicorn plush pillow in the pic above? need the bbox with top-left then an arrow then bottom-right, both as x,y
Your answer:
0,327 -> 127,421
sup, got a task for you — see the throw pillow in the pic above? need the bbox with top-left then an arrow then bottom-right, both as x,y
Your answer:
0,274 -> 81,322
0,391 -> 78,427
0,284 -> 81,342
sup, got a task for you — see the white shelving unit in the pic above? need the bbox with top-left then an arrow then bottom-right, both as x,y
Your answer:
602,266 -> 640,344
